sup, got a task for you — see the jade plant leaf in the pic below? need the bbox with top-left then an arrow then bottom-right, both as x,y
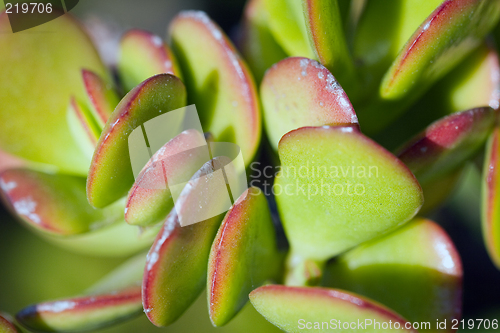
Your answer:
324,218 -> 462,332
260,57 -> 358,151
250,285 -> 416,333
482,128 -> 500,268
397,107 -> 495,186
0,169 -> 118,236
302,0 -> 356,93
0,12 -> 109,175
81,69 -> 119,128
16,253 -> 146,332
87,74 -> 187,208
118,29 -> 182,93
125,129 -> 208,226
381,0 -> 500,101
0,315 -> 18,333
207,187 -> 282,327
357,0 -> 500,134
419,166 -> 465,215
263,0 -> 314,58
17,286 -> 142,332
275,126 -> 423,280
142,158 -> 231,327
170,11 -> 261,163
374,43 -> 500,152
240,0 -> 288,83
0,168 -> 159,257
353,0 -> 443,95
66,97 -> 101,159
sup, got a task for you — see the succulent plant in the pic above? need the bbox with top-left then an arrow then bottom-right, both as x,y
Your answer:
1,0 -> 500,332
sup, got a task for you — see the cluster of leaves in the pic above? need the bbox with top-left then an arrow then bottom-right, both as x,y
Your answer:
1,0 -> 500,332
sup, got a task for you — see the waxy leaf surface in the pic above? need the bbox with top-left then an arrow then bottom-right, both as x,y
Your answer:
208,187 -> 282,326
118,29 -> 181,93
261,57 -> 357,151
0,13 -> 109,175
125,129 -> 208,226
240,0 -> 287,83
324,218 -> 462,332
275,126 -> 423,262
87,74 -> 187,208
397,107 -> 495,186
142,158 -> 230,327
170,11 -> 261,163
250,285 -> 416,333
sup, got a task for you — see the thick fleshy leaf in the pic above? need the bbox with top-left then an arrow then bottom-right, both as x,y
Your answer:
239,0 -> 288,83
397,107 -> 495,186
0,315 -> 18,333
275,126 -> 423,275
0,169 -> 119,236
17,286 -> 142,332
142,158 -> 230,327
353,0 -> 443,96
324,218 -> 462,332
118,29 -> 182,93
87,74 -> 187,208
303,0 -> 356,93
482,128 -> 500,268
0,169 -> 158,257
0,12 -> 109,175
81,69 -> 119,128
263,0 -> 314,58
125,129 -> 208,226
67,97 -> 100,158
260,57 -> 357,151
381,0 -> 500,101
170,11 -> 261,163
374,43 -> 500,151
250,285 -> 416,333
207,187 -> 282,326
16,253 -> 146,332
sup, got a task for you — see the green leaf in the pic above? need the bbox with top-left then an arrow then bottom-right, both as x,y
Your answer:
118,29 -> 182,93
142,158 -> 231,327
353,0 -> 443,97
125,129 -> 209,226
0,13 -> 109,175
240,0 -> 288,83
324,218 -> 462,332
374,43 -> 500,152
263,0 -> 314,58
207,187 -> 283,326
250,285 -> 416,333
260,57 -> 357,151
0,168 -> 158,257
275,126 -> 423,268
397,107 -> 495,186
302,0 -> 356,94
0,169 -> 119,236
0,314 -> 19,333
482,128 -> 500,268
170,11 -> 261,164
81,69 -> 119,128
87,74 -> 187,208
381,0 -> 500,101
15,252 -> 146,332
17,286 -> 142,332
